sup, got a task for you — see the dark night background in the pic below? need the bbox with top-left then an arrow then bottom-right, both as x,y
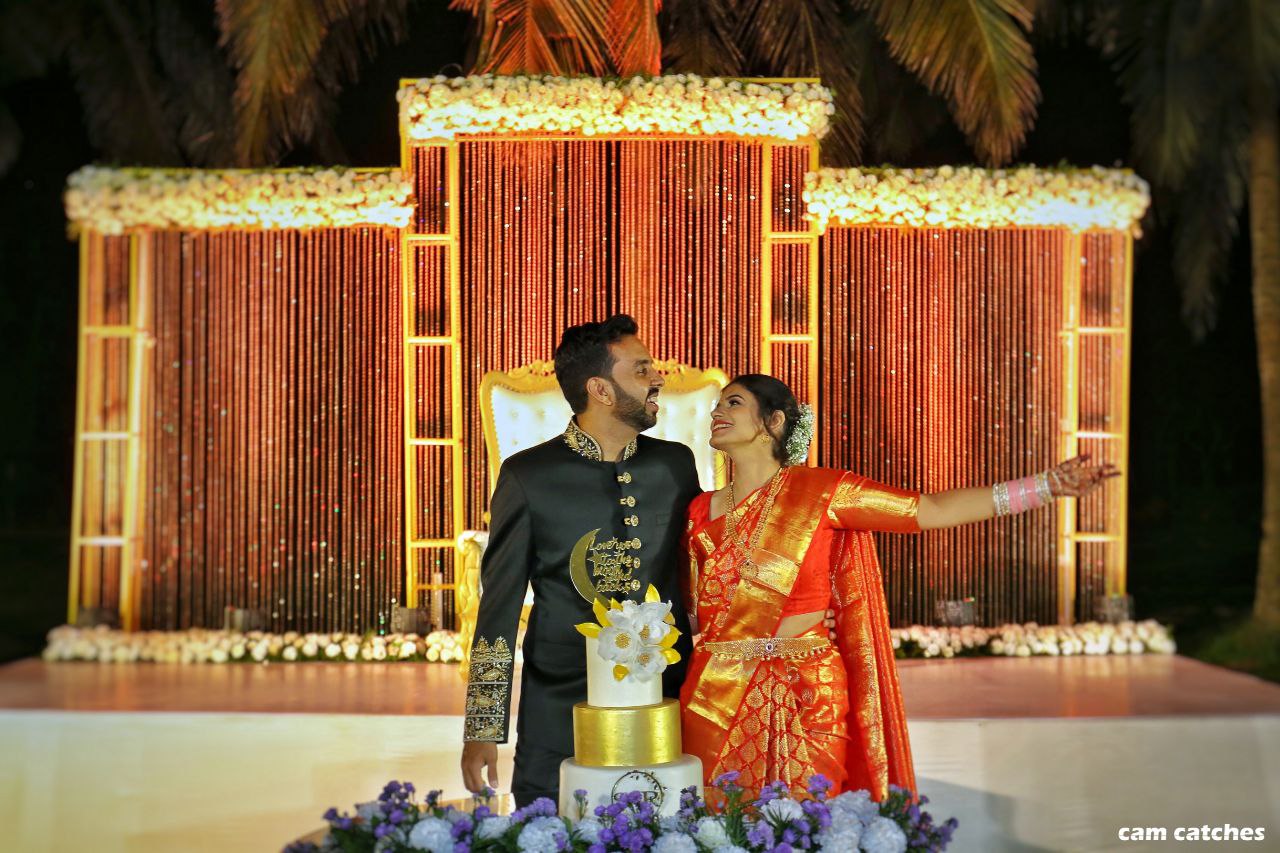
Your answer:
0,5 -> 1262,664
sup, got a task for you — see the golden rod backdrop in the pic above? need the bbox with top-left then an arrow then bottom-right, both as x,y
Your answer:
65,78 -> 1140,631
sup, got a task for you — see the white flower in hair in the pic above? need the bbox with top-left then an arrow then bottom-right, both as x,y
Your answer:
785,403 -> 815,465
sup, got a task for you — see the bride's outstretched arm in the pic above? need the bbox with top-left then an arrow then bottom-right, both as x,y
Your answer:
918,454 -> 1119,530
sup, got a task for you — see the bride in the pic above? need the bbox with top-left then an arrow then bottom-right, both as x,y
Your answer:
679,374 -> 1116,799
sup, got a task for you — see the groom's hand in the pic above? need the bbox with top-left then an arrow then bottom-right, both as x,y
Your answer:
825,608 -> 837,643
462,741 -> 500,793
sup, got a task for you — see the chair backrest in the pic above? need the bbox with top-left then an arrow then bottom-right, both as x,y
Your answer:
479,360 -> 727,491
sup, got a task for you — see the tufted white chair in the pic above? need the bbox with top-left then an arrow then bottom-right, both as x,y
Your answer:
457,359 -> 727,678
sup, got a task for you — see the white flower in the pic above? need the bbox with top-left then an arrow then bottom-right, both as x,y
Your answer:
597,624 -> 643,665
627,647 -> 669,682
516,815 -> 568,852
621,600 -> 673,644
210,648 -> 229,664
829,790 -> 880,825
652,833 -> 698,853
407,816 -> 454,852
761,797 -> 805,823
475,815 -> 511,841
694,816 -> 733,849
859,816 -> 907,853
572,817 -> 602,844
324,643 -> 341,659
815,825 -> 862,851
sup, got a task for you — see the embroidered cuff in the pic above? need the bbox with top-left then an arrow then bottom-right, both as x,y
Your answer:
463,636 -> 514,742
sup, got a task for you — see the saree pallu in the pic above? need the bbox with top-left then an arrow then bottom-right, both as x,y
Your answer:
679,466 -> 917,800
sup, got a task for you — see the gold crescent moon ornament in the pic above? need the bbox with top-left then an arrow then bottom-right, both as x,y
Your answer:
570,528 -> 602,603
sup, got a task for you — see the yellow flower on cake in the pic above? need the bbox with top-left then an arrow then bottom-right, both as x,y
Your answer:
575,584 -> 681,682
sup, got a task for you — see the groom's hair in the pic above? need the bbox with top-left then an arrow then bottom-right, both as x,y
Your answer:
554,314 -> 639,413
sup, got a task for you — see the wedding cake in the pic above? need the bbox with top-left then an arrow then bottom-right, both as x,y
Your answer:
559,588 -> 703,818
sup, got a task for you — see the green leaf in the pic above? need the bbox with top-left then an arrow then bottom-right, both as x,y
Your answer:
857,0 -> 1040,165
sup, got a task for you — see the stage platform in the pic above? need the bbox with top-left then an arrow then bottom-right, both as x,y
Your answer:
4,655 -> 1279,852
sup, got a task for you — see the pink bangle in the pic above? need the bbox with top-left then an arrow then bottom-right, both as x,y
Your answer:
994,473 -> 1052,517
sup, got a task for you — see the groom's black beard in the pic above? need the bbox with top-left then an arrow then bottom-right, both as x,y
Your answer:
610,380 -> 658,432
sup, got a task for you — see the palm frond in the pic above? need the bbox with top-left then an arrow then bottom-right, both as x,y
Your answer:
1167,93 -> 1249,338
846,12 -> 949,165
1091,0 -> 1225,188
216,0 -> 338,165
607,0 -> 661,75
659,0 -> 743,75
1233,0 -> 1280,99
735,0 -> 866,164
153,3 -> 237,167
66,3 -> 182,165
1031,0 -> 1103,43
453,0 -> 611,75
217,0 -> 407,166
857,0 -> 1039,165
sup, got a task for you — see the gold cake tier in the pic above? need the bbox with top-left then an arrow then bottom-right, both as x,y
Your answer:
572,698 -> 681,767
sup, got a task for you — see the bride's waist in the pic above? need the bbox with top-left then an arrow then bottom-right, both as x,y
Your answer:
698,632 -> 829,662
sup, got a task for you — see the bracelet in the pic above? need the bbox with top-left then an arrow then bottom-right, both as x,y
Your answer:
992,482 -> 1012,516
994,472 -> 1054,517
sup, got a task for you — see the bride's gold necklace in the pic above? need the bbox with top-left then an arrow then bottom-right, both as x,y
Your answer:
724,466 -> 784,556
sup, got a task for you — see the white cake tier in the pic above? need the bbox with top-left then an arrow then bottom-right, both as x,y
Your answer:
586,635 -> 662,708
559,754 -> 703,819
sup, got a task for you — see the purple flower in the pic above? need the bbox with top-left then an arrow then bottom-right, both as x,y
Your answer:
747,820 -> 776,849
388,808 -> 406,825
453,843 -> 470,853
450,814 -> 474,838
805,774 -> 834,799
712,770 -> 742,791
373,822 -> 394,839
802,799 -> 832,830
510,796 -> 558,822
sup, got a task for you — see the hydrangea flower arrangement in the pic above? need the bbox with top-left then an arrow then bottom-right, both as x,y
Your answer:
284,773 -> 957,853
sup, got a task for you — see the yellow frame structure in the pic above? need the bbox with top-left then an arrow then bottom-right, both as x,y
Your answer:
68,232 -> 152,630
397,77 -> 825,621
399,132 -> 465,613
760,136 -> 823,464
1057,232 -> 1133,623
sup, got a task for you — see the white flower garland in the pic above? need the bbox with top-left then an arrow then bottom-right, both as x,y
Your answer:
41,625 -> 463,664
804,165 -> 1151,233
398,74 -> 834,142
64,167 -> 413,235
44,620 -> 1173,664
891,619 -> 1176,659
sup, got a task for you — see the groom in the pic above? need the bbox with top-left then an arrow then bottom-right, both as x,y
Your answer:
460,314 -> 701,806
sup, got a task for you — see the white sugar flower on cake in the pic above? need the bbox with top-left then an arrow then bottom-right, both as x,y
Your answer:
575,585 -> 681,682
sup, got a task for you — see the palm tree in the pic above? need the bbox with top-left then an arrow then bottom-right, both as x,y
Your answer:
453,0 -> 1042,167
1086,0 -> 1280,633
0,0 -> 409,172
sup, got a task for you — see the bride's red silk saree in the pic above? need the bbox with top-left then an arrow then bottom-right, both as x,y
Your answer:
679,466 -> 919,800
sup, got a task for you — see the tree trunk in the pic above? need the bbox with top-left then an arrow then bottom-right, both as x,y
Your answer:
1249,84 -> 1280,630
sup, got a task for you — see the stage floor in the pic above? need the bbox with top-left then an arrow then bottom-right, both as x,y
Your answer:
5,655 -> 1280,853
4,654 -> 1280,718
